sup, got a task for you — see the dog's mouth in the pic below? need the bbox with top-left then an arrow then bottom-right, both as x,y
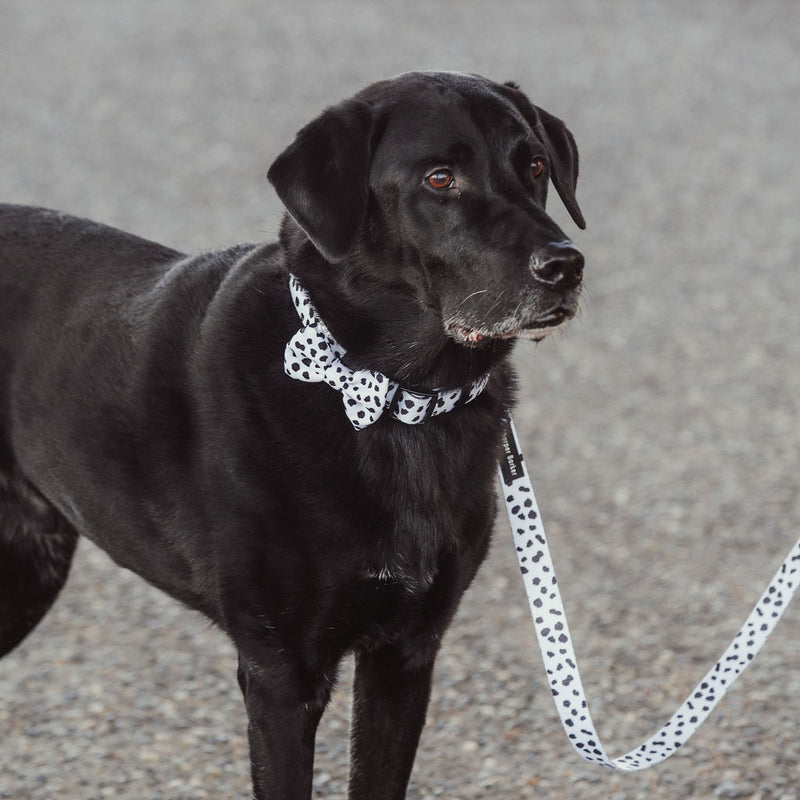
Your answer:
449,306 -> 574,348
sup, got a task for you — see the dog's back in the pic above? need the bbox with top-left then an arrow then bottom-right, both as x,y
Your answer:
0,204 -> 188,494
0,205 -> 288,654
0,205 -> 185,434
0,205 -> 187,655
0,206 -> 88,653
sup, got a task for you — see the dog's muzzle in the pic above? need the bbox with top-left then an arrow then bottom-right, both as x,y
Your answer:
445,240 -> 584,347
530,241 -> 584,292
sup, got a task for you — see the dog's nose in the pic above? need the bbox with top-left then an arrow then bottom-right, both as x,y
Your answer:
530,241 -> 584,291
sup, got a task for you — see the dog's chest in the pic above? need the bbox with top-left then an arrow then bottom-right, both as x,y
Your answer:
365,562 -> 436,588
351,432 -> 478,574
325,566 -> 440,652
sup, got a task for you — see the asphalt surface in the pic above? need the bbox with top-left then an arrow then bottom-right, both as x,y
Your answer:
1,2 -> 799,799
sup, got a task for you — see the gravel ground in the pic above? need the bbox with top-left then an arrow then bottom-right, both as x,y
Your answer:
2,2 -> 800,798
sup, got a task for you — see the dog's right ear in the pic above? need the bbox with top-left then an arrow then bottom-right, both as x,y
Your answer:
267,99 -> 374,263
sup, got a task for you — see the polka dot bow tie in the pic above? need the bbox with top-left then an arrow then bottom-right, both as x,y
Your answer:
284,275 -> 489,430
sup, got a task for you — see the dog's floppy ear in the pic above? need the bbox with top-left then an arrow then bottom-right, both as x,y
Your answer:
501,82 -> 586,230
267,99 -> 374,262
534,106 -> 586,230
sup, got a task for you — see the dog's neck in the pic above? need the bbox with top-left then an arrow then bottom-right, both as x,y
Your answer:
285,274 -> 492,429
280,221 -> 513,391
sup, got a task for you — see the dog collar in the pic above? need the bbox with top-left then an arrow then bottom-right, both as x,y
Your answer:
284,274 -> 490,430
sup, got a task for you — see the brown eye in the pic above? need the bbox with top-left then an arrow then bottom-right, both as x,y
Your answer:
425,169 -> 455,190
530,157 -> 545,180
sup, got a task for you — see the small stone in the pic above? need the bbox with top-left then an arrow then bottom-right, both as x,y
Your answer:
715,782 -> 744,799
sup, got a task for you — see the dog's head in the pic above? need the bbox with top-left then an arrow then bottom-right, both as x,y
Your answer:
268,72 -> 585,351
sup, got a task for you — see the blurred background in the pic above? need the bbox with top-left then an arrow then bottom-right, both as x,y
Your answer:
1,2 -> 799,798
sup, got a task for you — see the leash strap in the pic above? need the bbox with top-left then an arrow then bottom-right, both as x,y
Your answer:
498,412 -> 800,771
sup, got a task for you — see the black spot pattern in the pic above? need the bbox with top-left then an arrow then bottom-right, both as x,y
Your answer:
283,275 -> 489,429
498,413 -> 800,771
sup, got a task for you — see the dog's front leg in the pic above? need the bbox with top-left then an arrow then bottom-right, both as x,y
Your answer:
348,644 -> 436,800
237,652 -> 330,800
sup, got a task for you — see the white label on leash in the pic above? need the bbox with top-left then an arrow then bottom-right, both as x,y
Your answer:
498,412 -> 800,771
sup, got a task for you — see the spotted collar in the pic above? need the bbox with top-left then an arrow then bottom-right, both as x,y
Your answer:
283,274 -> 490,430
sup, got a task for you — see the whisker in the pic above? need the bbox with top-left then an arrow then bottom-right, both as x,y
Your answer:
455,289 -> 489,313
485,289 -> 508,318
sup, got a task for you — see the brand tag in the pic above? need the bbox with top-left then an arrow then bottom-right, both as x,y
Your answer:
499,416 -> 524,485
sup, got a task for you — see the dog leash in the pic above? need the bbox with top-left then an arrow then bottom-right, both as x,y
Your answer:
498,412 -> 800,771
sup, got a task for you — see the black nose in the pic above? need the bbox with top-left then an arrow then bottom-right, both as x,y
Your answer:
530,241 -> 584,291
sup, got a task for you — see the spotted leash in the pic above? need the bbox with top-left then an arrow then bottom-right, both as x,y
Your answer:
498,412 -> 800,771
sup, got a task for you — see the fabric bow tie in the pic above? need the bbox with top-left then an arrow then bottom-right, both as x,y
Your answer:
283,274 -> 490,430
284,321 -> 392,429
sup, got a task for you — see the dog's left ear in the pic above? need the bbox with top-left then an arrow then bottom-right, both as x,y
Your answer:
500,82 -> 586,230
267,99 -> 374,262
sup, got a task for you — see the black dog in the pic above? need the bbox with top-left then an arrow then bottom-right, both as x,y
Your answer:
0,72 -> 585,799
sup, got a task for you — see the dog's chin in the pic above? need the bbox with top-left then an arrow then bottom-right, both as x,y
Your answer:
447,307 -> 575,348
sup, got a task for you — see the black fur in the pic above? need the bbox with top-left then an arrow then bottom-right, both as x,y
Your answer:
0,71 -> 584,799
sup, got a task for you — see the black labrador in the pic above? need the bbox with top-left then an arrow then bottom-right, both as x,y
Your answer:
0,71 -> 585,799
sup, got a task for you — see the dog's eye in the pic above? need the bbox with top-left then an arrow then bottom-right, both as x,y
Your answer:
425,169 -> 455,190
530,158 -> 545,180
